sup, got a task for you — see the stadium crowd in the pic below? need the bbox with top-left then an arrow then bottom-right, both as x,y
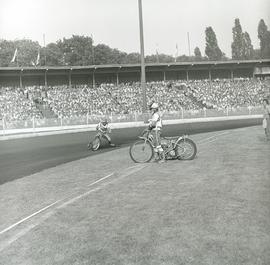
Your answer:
0,86 -> 42,121
43,81 -> 199,118
0,78 -> 268,121
42,78 -> 267,117
186,78 -> 265,109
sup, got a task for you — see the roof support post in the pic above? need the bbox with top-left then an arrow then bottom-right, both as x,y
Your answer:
45,70 -> 48,88
19,70 -> 23,88
209,69 -> 212,81
92,71 -> 96,88
209,69 -> 212,90
116,72 -> 119,86
68,69 -> 72,88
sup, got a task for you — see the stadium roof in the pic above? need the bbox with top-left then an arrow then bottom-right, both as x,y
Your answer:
0,59 -> 269,72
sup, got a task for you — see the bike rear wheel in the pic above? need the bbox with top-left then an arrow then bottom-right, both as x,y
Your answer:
129,140 -> 153,163
176,138 -> 197,160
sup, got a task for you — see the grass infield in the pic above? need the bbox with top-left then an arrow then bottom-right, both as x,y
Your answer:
0,126 -> 269,265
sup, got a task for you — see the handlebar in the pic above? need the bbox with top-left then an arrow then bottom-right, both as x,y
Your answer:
138,128 -> 149,138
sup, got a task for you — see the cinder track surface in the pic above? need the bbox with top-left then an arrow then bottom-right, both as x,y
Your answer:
0,119 -> 260,185
0,126 -> 269,265
0,131 -> 126,185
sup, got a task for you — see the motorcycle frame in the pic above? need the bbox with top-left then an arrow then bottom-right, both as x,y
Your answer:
139,130 -> 188,157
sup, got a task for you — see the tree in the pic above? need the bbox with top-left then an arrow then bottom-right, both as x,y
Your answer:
258,19 -> 270,58
43,43 -> 64,66
175,55 -> 192,62
158,54 -> 174,63
0,39 -> 43,67
123,53 -> 140,64
242,32 -> 254,59
145,54 -> 158,63
14,40 -> 41,66
253,48 -> 261,59
57,35 -> 94,65
0,39 -> 40,66
205,27 -> 224,60
145,53 -> 174,63
94,44 -> 116,64
231,18 -> 244,59
194,47 -> 202,60
0,40 -> 16,66
231,18 -> 254,60
111,48 -> 127,64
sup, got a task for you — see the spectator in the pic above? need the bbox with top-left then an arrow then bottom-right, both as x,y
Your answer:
262,98 -> 270,141
0,87 -> 42,121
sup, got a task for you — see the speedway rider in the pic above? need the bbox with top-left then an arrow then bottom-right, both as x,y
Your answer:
148,102 -> 165,163
96,119 -> 115,147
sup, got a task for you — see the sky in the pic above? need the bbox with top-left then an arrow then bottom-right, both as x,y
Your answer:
0,0 -> 269,57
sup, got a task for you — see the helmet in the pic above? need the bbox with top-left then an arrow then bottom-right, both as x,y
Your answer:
150,102 -> 159,110
102,119 -> 108,125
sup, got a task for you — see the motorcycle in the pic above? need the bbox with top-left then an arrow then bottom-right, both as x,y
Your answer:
87,128 -> 115,151
87,131 -> 104,151
129,129 -> 197,163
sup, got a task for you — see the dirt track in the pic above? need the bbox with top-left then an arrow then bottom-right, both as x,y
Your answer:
0,118 -> 260,185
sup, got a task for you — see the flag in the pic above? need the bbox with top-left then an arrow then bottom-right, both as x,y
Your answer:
36,50 -> 40,65
11,48 -> 18,63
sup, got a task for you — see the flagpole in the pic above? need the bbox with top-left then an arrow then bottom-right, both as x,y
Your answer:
156,43 -> 159,63
43,34 -> 46,66
91,34 -> 95,65
187,32 -> 191,57
175,43 -> 179,62
138,0 -> 147,114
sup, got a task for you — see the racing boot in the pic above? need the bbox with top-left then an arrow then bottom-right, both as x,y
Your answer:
152,151 -> 159,162
158,151 -> 166,163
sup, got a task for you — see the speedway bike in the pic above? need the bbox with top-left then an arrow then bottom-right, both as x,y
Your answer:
129,129 -> 197,163
87,128 -> 114,151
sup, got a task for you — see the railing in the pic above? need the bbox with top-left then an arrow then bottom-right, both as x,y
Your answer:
0,106 -> 263,133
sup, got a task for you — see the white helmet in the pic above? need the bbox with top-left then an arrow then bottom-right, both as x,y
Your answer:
150,102 -> 159,109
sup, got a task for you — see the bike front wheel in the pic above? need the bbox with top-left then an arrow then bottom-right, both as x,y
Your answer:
88,137 -> 101,151
176,138 -> 197,160
129,140 -> 153,163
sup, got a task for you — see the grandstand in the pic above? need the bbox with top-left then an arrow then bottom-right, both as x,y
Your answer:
0,60 -> 269,122
0,79 -> 268,121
